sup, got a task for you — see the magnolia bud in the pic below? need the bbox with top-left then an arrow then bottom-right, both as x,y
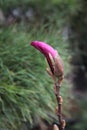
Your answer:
58,96 -> 63,104
53,124 -> 59,130
55,106 -> 58,114
61,119 -> 66,129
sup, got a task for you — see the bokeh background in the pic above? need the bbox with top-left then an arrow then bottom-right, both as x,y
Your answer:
0,0 -> 87,130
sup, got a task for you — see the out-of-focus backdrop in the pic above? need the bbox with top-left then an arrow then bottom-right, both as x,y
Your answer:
0,0 -> 87,130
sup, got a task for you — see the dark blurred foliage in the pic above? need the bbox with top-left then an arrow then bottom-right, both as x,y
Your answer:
69,0 -> 87,92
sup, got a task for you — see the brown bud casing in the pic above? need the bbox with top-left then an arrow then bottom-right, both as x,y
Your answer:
61,120 -> 66,129
58,96 -> 63,104
55,106 -> 58,114
54,52 -> 64,78
53,124 -> 59,130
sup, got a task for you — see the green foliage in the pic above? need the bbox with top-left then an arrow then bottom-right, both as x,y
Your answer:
0,24 -> 71,129
0,0 -> 82,129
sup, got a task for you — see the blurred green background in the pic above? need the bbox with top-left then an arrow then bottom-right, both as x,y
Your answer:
0,0 -> 87,130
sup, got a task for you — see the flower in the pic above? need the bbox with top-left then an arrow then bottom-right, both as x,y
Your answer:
31,41 -> 57,57
31,41 -> 57,73
30,41 -> 64,85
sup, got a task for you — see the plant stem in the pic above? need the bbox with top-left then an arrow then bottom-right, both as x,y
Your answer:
54,83 -> 65,130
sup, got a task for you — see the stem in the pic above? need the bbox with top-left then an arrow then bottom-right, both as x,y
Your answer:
54,83 -> 65,130
55,84 -> 62,123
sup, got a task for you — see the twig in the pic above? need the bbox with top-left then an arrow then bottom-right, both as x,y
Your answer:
54,83 -> 65,130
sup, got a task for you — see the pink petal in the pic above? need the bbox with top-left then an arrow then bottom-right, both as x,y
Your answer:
30,41 -> 57,74
31,41 -> 57,57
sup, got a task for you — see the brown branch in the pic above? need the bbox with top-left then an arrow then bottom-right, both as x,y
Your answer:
54,83 -> 66,130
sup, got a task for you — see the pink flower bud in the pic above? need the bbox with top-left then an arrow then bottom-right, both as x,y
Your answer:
31,41 -> 57,57
30,41 -> 64,82
31,41 -> 57,74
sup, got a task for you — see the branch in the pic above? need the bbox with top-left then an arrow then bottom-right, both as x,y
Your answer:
54,83 -> 66,130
